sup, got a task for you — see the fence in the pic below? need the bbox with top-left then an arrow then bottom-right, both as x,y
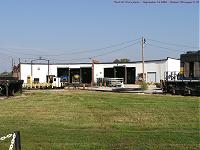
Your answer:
23,82 -> 53,89
0,131 -> 21,150
97,78 -> 124,87
164,71 -> 180,81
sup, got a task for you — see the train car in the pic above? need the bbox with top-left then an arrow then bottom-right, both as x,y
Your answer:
0,76 -> 24,96
162,51 -> 200,96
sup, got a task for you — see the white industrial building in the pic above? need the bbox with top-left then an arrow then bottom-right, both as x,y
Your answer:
15,57 -> 180,84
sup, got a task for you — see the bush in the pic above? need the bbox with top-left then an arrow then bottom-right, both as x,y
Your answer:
140,81 -> 148,91
155,82 -> 161,88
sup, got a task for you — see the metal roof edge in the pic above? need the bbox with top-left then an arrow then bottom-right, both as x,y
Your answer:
19,58 -> 177,65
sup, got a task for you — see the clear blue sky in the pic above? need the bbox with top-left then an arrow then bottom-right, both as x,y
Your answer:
0,0 -> 199,72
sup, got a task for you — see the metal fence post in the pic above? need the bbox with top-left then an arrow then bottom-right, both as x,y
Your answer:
15,131 -> 21,150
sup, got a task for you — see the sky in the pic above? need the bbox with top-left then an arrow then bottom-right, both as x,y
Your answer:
0,0 -> 199,72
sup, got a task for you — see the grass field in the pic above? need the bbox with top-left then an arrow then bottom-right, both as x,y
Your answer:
0,90 -> 199,150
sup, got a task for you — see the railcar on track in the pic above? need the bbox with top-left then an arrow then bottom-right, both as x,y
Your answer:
0,77 -> 24,96
162,51 -> 200,96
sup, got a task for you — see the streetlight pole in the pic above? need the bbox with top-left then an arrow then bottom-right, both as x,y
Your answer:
31,57 -> 50,77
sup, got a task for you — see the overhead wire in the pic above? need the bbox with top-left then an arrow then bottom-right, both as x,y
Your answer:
92,41 -> 140,58
145,42 -> 186,53
146,38 -> 199,49
0,48 -> 41,57
51,41 -> 140,62
2,37 -> 196,64
45,38 -> 141,57
0,38 -> 141,57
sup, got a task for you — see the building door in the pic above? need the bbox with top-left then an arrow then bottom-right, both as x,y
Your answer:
147,72 -> 156,83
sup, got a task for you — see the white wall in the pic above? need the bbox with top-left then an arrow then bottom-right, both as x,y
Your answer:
20,63 -> 92,83
32,65 -> 49,83
21,64 -> 55,83
167,58 -> 180,72
93,60 -> 168,82
20,58 -> 180,84
20,64 -> 31,83
93,64 -> 104,79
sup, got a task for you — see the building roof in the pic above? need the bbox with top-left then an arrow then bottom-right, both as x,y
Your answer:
20,57 -> 179,65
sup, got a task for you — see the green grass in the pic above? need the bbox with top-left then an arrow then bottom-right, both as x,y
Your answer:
0,90 -> 199,150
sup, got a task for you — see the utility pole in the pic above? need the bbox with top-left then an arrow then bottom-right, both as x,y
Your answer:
47,60 -> 50,76
91,60 -> 94,86
11,58 -> 14,76
90,58 -> 99,87
12,58 -> 14,68
142,37 -> 145,82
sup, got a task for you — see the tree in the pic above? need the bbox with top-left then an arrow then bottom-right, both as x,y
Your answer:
113,58 -> 130,63
0,71 -> 12,77
113,59 -> 120,63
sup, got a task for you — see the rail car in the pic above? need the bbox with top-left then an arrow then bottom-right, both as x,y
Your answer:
162,51 -> 200,96
0,77 -> 24,96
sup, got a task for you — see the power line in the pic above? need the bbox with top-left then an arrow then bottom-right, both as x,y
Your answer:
146,42 -> 186,53
0,48 -> 40,57
1,38 -> 140,63
93,41 -> 140,58
0,57 -> 12,62
146,38 -> 199,49
0,51 -> 13,58
51,41 -> 140,62
46,38 -> 141,57
0,38 -> 141,57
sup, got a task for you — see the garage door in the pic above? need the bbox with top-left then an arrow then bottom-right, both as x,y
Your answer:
147,72 -> 156,83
